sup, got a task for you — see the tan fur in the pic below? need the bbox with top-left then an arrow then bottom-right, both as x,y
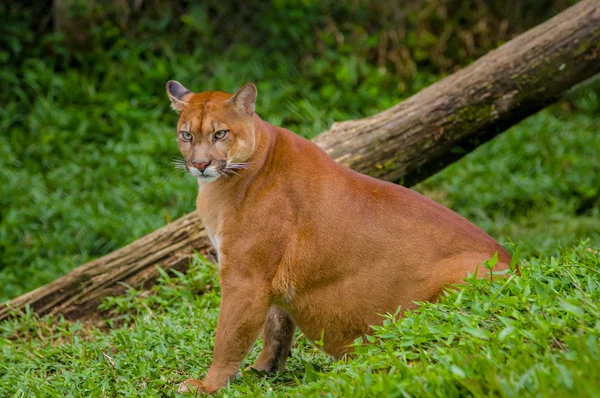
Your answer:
166,82 -> 512,394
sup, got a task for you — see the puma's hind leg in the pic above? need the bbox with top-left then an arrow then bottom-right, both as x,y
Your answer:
251,306 -> 295,373
427,251 -> 512,301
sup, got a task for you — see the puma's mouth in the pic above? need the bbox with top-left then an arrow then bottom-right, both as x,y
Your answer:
186,164 -> 221,182
183,161 -> 253,182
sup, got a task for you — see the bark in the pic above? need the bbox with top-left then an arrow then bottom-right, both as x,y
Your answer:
1,0 -> 599,322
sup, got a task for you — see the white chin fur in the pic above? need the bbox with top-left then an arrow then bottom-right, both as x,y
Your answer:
197,175 -> 219,183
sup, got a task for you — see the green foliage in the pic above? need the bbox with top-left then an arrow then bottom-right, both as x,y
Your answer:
1,244 -> 599,396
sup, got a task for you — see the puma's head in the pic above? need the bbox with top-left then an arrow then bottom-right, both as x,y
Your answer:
166,81 -> 258,183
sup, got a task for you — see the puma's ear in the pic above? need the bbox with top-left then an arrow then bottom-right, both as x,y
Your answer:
228,83 -> 257,116
166,80 -> 194,112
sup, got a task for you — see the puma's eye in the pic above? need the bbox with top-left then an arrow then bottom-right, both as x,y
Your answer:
180,131 -> 192,141
214,130 -> 228,140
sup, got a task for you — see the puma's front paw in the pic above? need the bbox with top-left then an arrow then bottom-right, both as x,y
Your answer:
177,378 -> 219,395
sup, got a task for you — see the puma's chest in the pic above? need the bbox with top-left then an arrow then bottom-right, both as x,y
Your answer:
196,196 -> 223,263
207,230 -> 221,258
202,219 -> 222,267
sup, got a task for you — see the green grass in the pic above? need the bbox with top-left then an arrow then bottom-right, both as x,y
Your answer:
1,244 -> 599,397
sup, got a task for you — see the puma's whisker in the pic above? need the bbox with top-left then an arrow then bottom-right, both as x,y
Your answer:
227,162 -> 253,169
170,161 -> 187,171
219,171 -> 232,180
226,162 -> 255,172
224,169 -> 241,177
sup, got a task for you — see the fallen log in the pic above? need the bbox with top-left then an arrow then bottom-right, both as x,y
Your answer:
1,0 -> 599,322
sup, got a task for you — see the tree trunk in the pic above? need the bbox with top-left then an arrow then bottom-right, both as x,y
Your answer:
2,0 -> 599,322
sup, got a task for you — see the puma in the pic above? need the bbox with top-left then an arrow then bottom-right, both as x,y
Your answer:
166,81 -> 512,394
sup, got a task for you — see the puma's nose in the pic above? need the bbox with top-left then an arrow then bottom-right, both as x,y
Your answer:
192,160 -> 211,172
